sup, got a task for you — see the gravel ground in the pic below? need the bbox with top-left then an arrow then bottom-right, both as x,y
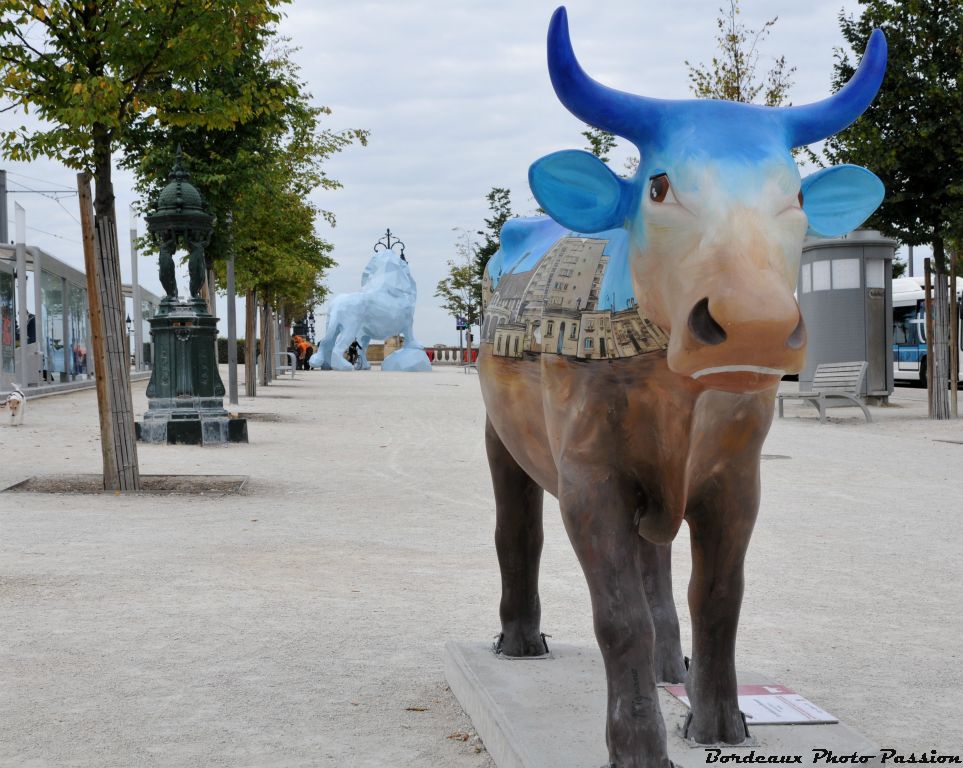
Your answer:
0,367 -> 961,767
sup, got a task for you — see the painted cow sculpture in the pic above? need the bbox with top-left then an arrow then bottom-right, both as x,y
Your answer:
478,8 -> 886,766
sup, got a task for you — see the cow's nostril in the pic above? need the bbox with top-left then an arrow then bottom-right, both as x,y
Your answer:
787,313 -> 807,350
687,297 -> 727,346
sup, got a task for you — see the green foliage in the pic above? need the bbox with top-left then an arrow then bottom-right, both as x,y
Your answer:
437,186 -> 517,329
685,0 -> 795,106
0,1 -> 289,196
472,187 -> 515,301
582,126 -> 617,163
217,336 -> 258,364
435,241 -> 480,329
120,33 -> 368,319
824,0 -> 963,269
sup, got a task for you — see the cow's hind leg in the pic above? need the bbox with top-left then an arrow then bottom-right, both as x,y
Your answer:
639,539 -> 687,684
561,471 -> 670,768
486,417 -> 547,657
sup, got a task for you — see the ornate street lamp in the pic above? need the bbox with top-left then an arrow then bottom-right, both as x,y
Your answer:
374,228 -> 406,261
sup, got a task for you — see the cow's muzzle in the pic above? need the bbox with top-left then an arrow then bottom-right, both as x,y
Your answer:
671,294 -> 807,393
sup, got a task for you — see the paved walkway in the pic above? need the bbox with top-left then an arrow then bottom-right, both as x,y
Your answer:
1,368 -> 960,767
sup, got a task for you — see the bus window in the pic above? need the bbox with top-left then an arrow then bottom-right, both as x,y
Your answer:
893,306 -> 921,345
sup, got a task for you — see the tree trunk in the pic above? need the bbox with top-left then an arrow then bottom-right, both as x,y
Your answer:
259,300 -> 270,387
245,289 -> 256,397
931,238 -> 951,420
267,303 -> 276,381
79,157 -> 141,490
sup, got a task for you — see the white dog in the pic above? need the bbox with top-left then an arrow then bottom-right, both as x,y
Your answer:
2,385 -> 26,426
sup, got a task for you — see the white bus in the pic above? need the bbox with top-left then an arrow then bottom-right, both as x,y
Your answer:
892,276 -> 963,385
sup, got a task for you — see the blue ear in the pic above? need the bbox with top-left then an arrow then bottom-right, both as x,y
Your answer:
801,165 -> 884,238
529,150 -> 631,233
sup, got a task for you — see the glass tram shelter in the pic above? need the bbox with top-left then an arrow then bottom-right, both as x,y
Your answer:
0,243 -> 160,391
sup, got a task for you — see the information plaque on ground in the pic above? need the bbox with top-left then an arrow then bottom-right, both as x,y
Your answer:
664,684 -> 839,726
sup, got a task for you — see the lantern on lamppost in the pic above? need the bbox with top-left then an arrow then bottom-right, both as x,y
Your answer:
374,228 -> 406,261
136,148 -> 246,445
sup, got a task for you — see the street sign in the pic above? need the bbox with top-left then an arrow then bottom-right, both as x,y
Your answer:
456,316 -> 468,330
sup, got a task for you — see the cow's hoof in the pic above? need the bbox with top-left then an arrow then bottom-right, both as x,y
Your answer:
656,654 -> 688,684
492,631 -> 550,657
683,710 -> 750,745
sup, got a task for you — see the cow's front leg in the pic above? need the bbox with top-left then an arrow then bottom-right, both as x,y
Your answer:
560,472 -> 670,768
639,539 -> 686,684
684,470 -> 758,744
486,418 -> 547,657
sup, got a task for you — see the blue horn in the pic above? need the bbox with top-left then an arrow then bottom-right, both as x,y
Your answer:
547,6 -> 887,150
547,6 -> 665,146
781,29 -> 887,147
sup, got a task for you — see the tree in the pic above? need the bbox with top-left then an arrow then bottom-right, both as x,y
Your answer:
0,1 -> 289,487
582,126 -> 617,163
686,0 -> 795,106
122,36 -> 367,386
436,235 -> 480,337
824,0 -> 963,418
473,187 -> 515,304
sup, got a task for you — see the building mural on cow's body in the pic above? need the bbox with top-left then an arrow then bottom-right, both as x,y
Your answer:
482,220 -> 668,360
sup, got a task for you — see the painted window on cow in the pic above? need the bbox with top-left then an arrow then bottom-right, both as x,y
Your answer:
546,321 -> 554,337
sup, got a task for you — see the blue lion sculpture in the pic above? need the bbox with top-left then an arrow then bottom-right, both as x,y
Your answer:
309,249 -> 431,372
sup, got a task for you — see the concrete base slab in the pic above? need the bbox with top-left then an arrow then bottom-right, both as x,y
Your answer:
445,641 -> 881,768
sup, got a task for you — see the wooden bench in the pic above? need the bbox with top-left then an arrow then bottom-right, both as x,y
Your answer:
778,361 -> 872,423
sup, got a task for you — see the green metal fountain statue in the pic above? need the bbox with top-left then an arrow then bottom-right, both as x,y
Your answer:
136,149 -> 247,445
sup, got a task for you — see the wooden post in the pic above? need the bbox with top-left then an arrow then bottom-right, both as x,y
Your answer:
259,300 -> 269,387
278,307 -> 286,373
951,255 -> 959,418
130,207 -> 143,372
245,288 -> 256,398
924,258 -> 934,417
78,173 -> 140,490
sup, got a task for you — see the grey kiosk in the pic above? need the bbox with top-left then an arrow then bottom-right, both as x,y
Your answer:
798,229 -> 897,401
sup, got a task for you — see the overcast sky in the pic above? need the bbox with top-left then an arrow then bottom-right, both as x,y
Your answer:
3,0 -> 912,346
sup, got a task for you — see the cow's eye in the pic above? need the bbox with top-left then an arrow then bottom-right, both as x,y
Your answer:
797,190 -> 804,207
649,174 -> 671,203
